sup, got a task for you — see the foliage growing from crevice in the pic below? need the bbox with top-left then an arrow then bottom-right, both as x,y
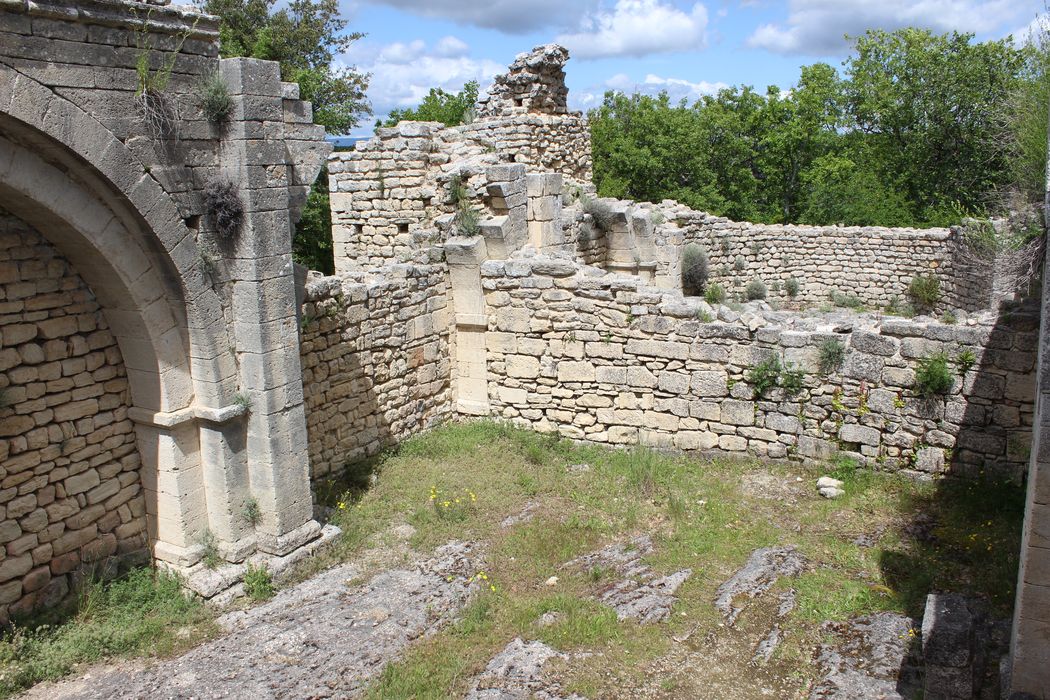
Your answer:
680,244 -> 709,296
704,283 -> 726,305
203,179 -> 244,240
817,339 -> 846,375
243,563 -> 275,600
745,279 -> 767,301
907,274 -> 941,312
915,352 -> 954,398
196,70 -> 234,123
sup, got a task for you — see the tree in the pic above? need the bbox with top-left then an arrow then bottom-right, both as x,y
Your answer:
200,0 -> 372,272
381,81 -> 479,128
844,29 -> 1024,223
199,0 -> 370,134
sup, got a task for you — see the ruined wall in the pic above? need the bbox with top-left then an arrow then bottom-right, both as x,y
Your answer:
299,265 -> 453,477
453,115 -> 591,183
479,256 -> 1035,479
671,210 -> 990,311
0,212 -> 146,619
556,199 -> 993,313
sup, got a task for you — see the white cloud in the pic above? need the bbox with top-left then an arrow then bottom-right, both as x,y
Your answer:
556,0 -> 710,59
1008,14 -> 1050,47
342,37 -> 503,127
360,0 -> 588,33
746,0 -> 1028,56
571,71 -> 728,110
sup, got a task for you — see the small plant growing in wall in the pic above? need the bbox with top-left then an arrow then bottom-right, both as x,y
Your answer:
907,274 -> 941,313
817,339 -> 846,375
681,244 -> 709,296
704,283 -> 726,305
746,356 -> 782,398
133,9 -> 197,138
745,279 -> 767,301
785,277 -> 800,298
914,352 -> 954,398
199,529 -> 221,569
242,497 -> 262,526
733,255 -> 747,272
196,70 -> 233,124
233,392 -> 253,414
243,562 -> 275,600
956,349 -> 977,374
780,363 -> 807,397
448,173 -> 481,236
203,179 -> 245,240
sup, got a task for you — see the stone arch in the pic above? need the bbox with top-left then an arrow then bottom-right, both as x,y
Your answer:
0,65 -> 238,411
0,67 -> 244,569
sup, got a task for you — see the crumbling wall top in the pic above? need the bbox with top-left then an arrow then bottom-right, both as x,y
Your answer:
477,44 -> 571,119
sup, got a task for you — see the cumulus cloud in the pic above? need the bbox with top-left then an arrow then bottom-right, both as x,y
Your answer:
572,71 -> 728,110
747,0 -> 1028,55
556,0 -> 710,59
360,0 -> 588,33
1008,14 -> 1050,47
341,36 -> 503,123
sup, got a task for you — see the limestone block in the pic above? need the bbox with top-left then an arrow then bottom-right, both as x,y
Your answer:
838,423 -> 881,447
721,400 -> 755,427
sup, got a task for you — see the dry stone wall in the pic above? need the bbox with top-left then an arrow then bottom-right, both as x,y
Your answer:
299,265 -> 453,477
479,255 -> 1035,479
0,212 -> 146,621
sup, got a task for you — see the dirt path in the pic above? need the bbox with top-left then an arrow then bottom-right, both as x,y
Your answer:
23,541 -> 483,700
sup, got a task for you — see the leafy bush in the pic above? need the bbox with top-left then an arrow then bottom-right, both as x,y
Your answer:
681,244 -> 709,296
197,71 -> 233,123
243,563 -> 275,601
818,339 -> 846,375
780,364 -> 807,396
747,356 -> 782,397
907,274 -> 941,312
733,255 -> 746,271
581,196 -> 616,232
956,349 -> 977,374
915,352 -> 954,398
455,205 -> 481,237
785,277 -> 800,297
203,179 -> 244,240
704,283 -> 726,305
829,290 -> 864,309
745,279 -> 767,301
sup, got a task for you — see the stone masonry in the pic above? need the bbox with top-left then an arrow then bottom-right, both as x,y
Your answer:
0,0 -> 332,611
0,212 -> 147,618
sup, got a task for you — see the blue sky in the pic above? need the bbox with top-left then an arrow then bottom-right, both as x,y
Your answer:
333,0 -> 1046,136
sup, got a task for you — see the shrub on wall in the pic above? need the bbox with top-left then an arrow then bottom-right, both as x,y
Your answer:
197,70 -> 233,123
203,179 -> 244,240
908,274 -> 941,312
785,277 -> 800,298
915,352 -> 954,398
747,356 -> 782,397
745,279 -> 767,301
704,283 -> 726,305
681,244 -> 709,296
817,339 -> 846,375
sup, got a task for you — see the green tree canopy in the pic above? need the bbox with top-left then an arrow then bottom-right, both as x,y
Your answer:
200,0 -> 373,273
589,27 -> 1036,229
199,0 -> 370,134
380,81 -> 480,128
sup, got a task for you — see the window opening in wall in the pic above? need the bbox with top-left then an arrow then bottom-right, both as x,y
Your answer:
397,223 -> 409,234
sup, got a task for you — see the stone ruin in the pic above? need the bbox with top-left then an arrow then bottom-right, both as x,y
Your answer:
0,4 -> 1049,695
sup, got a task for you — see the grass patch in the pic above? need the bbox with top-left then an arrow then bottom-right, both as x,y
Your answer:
0,569 -> 214,698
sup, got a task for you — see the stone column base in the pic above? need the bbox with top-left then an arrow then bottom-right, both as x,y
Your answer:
157,522 -> 340,605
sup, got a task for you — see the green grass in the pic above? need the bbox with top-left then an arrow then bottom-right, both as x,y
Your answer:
319,421 -> 1024,698
0,569 -> 215,698
6,420 -> 1025,698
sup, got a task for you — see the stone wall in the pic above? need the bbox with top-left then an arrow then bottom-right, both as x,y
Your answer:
299,265 -> 453,477
478,254 -> 1035,479
558,199 -> 992,314
0,212 -> 146,620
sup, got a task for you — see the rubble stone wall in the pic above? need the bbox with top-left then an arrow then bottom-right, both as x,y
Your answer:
299,265 -> 453,477
0,212 -> 147,619
479,256 -> 1035,479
